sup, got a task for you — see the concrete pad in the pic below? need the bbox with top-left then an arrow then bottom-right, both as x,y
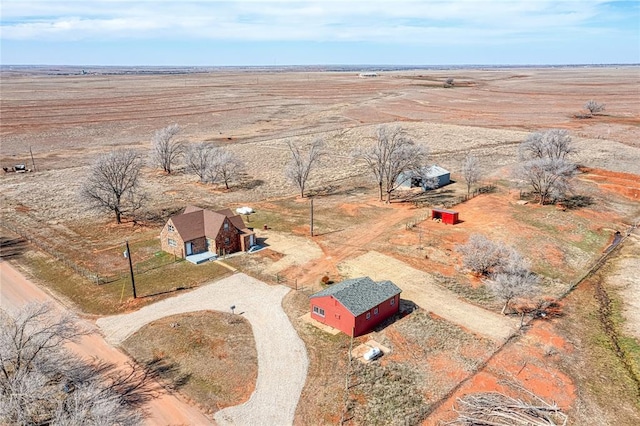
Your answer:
299,312 -> 342,335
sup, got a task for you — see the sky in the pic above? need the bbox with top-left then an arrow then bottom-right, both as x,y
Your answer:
1,0 -> 638,66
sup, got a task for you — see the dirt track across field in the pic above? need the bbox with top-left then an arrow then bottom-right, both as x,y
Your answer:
96,273 -> 308,426
339,251 -> 518,342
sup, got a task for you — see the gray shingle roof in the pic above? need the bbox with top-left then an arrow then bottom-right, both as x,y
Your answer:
310,277 -> 401,317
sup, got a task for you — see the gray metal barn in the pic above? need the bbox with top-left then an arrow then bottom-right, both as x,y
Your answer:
397,165 -> 450,191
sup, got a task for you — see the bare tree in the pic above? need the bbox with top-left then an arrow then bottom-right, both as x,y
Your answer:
285,138 -> 325,198
0,304 -> 147,425
456,234 -> 512,276
184,142 -> 216,182
151,124 -> 183,174
353,125 -> 428,203
515,129 -> 577,205
485,251 -> 539,314
461,153 -> 482,197
81,149 -> 146,224
584,99 -> 605,116
519,129 -> 575,161
207,149 -> 245,189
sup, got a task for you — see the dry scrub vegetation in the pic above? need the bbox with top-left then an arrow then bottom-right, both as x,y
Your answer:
2,67 -> 640,424
121,311 -> 258,415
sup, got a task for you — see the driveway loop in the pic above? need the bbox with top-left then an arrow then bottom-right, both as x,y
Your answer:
97,273 -> 308,426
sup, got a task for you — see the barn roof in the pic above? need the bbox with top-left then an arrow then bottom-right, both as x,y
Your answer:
310,277 -> 401,317
421,165 -> 449,178
169,206 -> 250,241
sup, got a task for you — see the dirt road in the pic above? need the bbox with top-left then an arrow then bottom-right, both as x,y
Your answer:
340,251 -> 518,342
0,261 -> 213,426
96,273 -> 309,426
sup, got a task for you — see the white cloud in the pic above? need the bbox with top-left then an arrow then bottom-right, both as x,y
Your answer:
0,0 -> 630,45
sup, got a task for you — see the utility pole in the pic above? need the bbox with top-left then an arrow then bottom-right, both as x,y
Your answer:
310,197 -> 314,237
29,147 -> 36,172
125,240 -> 137,299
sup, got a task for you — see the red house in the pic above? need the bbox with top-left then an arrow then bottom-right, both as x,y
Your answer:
309,277 -> 402,337
431,208 -> 459,225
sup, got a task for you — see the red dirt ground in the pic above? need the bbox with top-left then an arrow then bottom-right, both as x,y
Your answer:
425,320 -> 577,425
579,168 -> 640,201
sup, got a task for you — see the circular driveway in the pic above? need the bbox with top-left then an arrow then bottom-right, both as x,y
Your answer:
96,273 -> 308,426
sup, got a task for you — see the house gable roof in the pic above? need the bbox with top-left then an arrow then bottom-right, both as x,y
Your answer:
310,277 -> 401,317
169,206 -> 250,241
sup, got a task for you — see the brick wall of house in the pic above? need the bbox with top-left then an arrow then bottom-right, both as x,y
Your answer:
214,218 -> 243,255
160,219 -> 185,257
188,236 -> 208,255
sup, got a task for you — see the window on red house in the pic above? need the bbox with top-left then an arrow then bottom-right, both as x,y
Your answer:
313,306 -> 325,317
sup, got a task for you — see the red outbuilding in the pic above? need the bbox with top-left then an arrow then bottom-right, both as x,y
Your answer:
431,208 -> 459,225
309,277 -> 402,337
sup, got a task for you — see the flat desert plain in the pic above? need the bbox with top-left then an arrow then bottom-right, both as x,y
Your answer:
1,66 -> 639,425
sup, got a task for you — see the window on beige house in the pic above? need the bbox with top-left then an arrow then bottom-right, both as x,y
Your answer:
168,238 -> 177,247
168,224 -> 175,232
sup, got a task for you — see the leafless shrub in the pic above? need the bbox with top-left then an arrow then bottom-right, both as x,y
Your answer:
456,234 -> 512,276
184,142 -> 216,182
584,99 -> 605,115
444,77 -> 455,88
80,149 -> 147,224
150,124 -> 183,174
457,235 -> 538,314
461,153 -> 482,197
207,148 -> 245,189
353,125 -> 428,203
515,129 -> 577,205
285,138 -> 325,198
0,303 -> 149,425
485,251 -> 539,315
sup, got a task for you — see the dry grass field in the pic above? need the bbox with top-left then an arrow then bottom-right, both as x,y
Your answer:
121,311 -> 258,415
1,66 -> 639,424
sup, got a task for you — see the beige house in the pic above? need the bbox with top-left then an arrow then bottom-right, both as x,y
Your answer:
161,206 -> 255,258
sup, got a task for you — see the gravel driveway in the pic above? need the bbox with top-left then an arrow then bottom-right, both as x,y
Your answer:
340,251 -> 518,342
96,273 -> 308,426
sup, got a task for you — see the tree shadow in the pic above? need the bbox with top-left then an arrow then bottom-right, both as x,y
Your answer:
370,298 -> 419,333
562,195 -> 594,210
397,188 -> 460,206
239,179 -> 264,190
0,236 -> 28,259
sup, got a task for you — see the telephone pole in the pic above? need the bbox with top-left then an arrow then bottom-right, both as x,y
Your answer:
310,197 -> 314,237
125,240 -> 137,299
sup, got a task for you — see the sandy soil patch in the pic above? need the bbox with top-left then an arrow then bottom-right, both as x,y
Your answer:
256,230 -> 324,274
339,251 -> 518,342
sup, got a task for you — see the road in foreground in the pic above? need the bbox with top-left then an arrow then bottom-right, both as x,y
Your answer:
0,261 -> 213,426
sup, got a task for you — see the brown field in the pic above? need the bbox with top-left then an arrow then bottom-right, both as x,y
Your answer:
1,66 -> 639,425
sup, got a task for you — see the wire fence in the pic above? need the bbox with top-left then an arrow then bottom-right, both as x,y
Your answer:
1,221 -> 106,284
412,184 -> 496,209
